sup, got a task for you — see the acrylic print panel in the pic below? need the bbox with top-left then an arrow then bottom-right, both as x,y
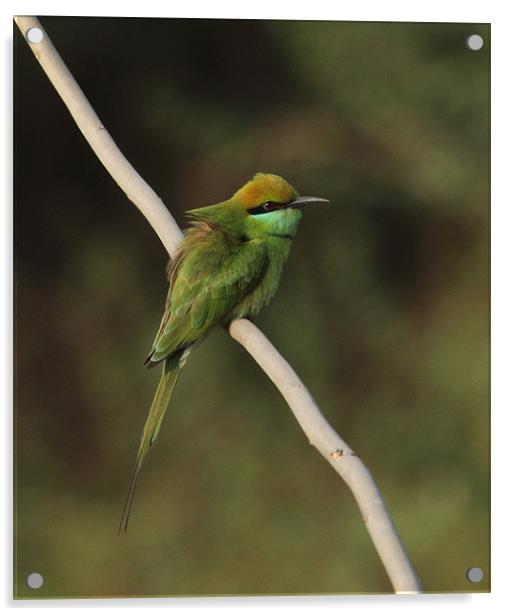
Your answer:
14,17 -> 490,598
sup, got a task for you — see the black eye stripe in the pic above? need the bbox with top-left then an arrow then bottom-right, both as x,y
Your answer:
248,201 -> 285,215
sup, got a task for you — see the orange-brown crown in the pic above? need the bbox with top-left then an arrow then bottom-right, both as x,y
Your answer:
233,173 -> 298,209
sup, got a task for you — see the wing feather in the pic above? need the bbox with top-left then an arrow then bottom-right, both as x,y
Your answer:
146,232 -> 268,365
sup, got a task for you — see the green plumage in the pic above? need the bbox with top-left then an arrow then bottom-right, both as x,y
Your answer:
119,173 -> 328,532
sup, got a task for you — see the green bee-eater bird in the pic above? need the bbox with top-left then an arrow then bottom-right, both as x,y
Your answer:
119,172 -> 328,532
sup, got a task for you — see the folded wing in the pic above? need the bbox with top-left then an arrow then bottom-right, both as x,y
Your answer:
146,235 -> 269,366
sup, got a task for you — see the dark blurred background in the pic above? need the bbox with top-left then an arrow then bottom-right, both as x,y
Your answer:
14,17 -> 489,597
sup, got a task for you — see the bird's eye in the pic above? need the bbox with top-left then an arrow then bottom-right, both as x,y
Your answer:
247,201 -> 280,215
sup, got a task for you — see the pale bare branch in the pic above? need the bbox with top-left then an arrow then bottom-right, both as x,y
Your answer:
15,15 -> 421,593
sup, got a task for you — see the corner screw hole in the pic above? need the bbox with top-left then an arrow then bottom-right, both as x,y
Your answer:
466,567 -> 484,583
26,572 -> 44,589
466,34 -> 484,51
26,27 -> 44,44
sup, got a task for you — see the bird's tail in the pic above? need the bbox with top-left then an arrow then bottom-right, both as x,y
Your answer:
118,351 -> 189,534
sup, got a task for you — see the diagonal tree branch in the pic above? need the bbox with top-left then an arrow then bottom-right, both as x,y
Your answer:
14,15 -> 421,593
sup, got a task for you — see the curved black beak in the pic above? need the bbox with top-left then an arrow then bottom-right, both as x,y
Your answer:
289,196 -> 330,209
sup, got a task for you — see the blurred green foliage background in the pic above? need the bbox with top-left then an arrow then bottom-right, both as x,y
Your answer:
14,17 -> 489,597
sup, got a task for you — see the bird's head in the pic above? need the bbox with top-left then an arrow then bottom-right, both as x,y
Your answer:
187,172 -> 329,240
234,172 -> 329,214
